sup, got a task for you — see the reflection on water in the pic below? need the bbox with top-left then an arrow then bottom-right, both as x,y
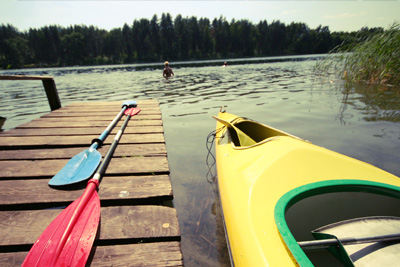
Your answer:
337,84 -> 400,124
1,56 -> 399,266
351,84 -> 400,123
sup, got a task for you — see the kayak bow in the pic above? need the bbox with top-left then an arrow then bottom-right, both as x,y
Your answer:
213,111 -> 400,266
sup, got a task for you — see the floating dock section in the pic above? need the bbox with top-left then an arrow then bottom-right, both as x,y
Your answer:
0,100 -> 183,266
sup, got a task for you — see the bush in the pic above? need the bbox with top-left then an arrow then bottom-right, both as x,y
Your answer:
316,23 -> 400,87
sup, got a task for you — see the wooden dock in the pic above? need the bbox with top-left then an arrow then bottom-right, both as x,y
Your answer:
0,100 -> 183,266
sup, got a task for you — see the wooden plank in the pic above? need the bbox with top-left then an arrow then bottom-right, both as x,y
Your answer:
65,100 -> 159,106
0,175 -> 172,205
34,114 -> 162,122
0,100 -> 182,266
0,126 -> 164,136
0,206 -> 179,247
0,242 -> 183,267
52,104 -> 161,114
100,206 -> 180,239
0,144 -> 167,160
51,107 -> 161,113
41,109 -> 162,117
89,242 -> 183,267
57,102 -> 160,111
0,133 -> 164,147
0,76 -> 61,111
16,119 -> 162,128
0,157 -> 169,178
42,78 -> 61,110
0,75 -> 54,80
31,114 -> 161,123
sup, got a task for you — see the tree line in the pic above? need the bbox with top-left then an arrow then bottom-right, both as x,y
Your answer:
0,13 -> 384,69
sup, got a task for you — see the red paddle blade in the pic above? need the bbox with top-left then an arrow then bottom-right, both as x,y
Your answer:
22,190 -> 100,267
124,107 -> 141,116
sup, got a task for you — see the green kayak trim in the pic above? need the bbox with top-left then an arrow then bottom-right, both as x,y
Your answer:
274,179 -> 400,267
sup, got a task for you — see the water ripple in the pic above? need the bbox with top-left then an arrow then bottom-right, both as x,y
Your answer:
1,58 -> 399,267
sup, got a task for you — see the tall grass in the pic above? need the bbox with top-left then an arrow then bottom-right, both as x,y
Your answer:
316,23 -> 400,87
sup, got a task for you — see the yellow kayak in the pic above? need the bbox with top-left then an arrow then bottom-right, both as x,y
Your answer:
213,111 -> 400,266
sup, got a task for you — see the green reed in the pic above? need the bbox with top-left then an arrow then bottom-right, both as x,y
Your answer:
316,23 -> 400,87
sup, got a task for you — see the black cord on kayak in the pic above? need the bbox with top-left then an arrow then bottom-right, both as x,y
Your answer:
206,126 -> 224,184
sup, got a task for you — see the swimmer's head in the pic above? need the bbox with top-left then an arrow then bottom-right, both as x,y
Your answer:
164,61 -> 169,66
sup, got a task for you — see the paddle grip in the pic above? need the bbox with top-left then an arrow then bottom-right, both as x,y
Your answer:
121,100 -> 137,107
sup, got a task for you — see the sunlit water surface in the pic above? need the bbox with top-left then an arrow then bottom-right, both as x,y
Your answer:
1,56 -> 399,266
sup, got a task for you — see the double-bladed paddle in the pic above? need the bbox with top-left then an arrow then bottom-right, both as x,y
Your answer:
49,100 -> 137,186
22,107 -> 141,267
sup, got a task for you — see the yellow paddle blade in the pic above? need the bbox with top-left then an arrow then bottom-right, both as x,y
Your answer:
212,116 -> 257,146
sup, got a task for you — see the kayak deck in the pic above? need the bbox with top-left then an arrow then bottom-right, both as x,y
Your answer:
0,101 -> 182,266
214,111 -> 400,266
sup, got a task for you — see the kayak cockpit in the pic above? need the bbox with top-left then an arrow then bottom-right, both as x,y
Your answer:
213,113 -> 296,147
232,120 -> 290,143
275,180 -> 400,267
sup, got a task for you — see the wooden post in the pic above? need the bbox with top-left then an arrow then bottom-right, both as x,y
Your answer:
42,78 -> 62,110
0,75 -> 62,111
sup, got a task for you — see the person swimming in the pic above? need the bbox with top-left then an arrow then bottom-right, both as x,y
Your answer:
163,61 -> 174,78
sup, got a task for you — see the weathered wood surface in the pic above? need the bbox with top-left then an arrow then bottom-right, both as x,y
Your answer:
47,107 -> 162,115
0,242 -> 182,267
15,118 -> 163,128
0,100 -> 183,266
0,75 -> 61,110
0,144 -> 167,160
0,75 -> 54,80
0,206 -> 179,246
40,114 -> 162,121
0,133 -> 165,147
42,107 -> 162,116
0,175 -> 172,205
0,157 -> 169,178
0,126 -> 164,136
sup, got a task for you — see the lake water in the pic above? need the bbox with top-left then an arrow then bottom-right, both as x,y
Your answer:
1,56 -> 399,266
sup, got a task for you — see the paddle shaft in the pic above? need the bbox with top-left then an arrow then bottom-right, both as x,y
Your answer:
299,232 -> 400,250
50,108 -> 138,266
92,100 -> 136,147
94,112 -> 131,181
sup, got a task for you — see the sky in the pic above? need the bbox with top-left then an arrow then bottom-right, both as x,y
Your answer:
1,0 -> 399,33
